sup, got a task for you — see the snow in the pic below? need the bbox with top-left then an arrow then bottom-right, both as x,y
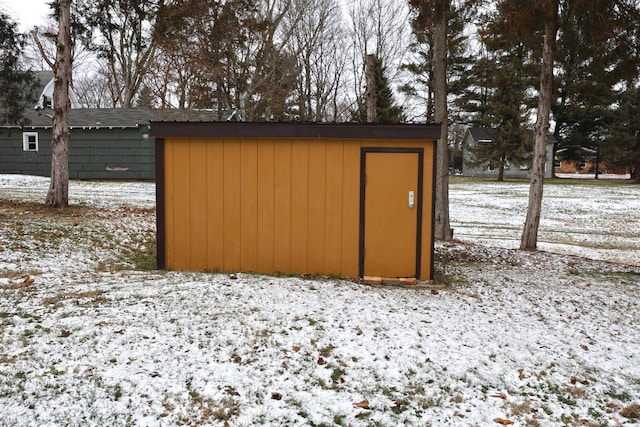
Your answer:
1,174 -> 639,426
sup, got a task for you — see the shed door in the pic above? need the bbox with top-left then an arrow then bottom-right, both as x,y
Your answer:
359,148 -> 424,279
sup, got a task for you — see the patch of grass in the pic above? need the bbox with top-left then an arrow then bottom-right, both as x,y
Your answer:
605,389 -> 633,401
620,403 -> 640,419
42,291 -> 109,307
120,235 -> 157,271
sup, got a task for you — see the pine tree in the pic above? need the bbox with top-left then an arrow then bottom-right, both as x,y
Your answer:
463,19 -> 533,181
0,12 -> 38,125
606,85 -> 640,182
350,55 -> 405,123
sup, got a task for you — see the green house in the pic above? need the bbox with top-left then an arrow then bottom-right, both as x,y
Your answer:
1,108 -> 156,180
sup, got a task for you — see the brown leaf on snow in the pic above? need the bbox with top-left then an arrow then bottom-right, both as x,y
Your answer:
271,391 -> 282,400
494,418 -> 515,425
491,392 -> 507,399
353,399 -> 370,409
292,345 -> 301,352
60,330 -> 72,337
570,376 -> 588,385
355,326 -> 363,336
317,357 -> 326,365
580,344 -> 589,351
22,276 -> 35,285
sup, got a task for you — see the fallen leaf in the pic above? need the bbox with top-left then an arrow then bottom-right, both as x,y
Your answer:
271,391 -> 282,400
317,357 -> 326,365
571,376 -> 588,384
292,345 -> 301,352
229,273 -> 238,280
355,326 -> 363,336
60,330 -> 72,337
494,418 -> 514,425
430,289 -> 439,295
150,371 -> 160,377
491,392 -> 507,399
353,399 -> 370,409
22,276 -> 35,285
580,344 -> 589,351
114,329 -> 124,334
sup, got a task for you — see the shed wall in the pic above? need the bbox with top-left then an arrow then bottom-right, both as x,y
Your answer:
161,136 -> 435,280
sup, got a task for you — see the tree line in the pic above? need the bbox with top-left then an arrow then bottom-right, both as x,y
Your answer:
1,0 -> 639,247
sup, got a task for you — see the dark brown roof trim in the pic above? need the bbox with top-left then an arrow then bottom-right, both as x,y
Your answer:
150,121 -> 442,140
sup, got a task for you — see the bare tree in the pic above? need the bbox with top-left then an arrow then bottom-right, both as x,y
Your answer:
45,0 -> 72,208
81,0 -> 163,108
346,0 -> 412,113
284,0 -> 349,121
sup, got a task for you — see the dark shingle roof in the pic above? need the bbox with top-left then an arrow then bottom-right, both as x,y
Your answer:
16,108 -> 155,129
7,108 -> 240,129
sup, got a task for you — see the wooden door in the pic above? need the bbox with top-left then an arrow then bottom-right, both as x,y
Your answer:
359,148 -> 423,279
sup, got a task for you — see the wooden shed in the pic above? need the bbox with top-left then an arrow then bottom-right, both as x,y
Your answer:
152,122 -> 440,281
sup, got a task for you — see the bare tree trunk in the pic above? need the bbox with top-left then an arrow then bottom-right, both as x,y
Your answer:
365,54 -> 377,123
520,2 -> 558,250
433,7 -> 452,241
45,0 -> 72,209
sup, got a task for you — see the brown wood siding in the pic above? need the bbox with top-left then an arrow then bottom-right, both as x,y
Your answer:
160,136 -> 435,280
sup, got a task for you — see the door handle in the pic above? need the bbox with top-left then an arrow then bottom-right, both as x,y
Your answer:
408,191 -> 415,208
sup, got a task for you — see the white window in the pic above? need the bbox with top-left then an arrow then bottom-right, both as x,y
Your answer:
23,132 -> 38,151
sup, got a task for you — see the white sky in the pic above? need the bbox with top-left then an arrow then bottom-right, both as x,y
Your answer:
0,0 -> 51,31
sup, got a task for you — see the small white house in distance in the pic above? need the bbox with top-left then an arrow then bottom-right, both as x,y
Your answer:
462,127 -> 556,179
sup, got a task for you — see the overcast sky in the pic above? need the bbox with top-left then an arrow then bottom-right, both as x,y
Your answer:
0,0 -> 51,31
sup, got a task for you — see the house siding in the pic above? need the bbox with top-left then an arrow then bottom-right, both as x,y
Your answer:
0,127 -> 155,180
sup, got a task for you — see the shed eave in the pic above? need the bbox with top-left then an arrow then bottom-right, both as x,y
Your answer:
150,122 -> 442,141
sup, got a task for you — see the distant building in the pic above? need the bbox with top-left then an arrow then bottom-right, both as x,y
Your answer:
1,71 -> 239,180
462,127 -> 556,179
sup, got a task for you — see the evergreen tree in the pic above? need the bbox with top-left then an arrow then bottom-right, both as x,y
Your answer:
0,12 -> 38,125
552,2 -> 640,167
606,85 -> 640,182
463,19 -> 534,181
350,55 -> 405,123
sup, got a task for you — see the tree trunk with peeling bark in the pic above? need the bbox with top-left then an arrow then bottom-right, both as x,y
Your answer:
520,1 -> 558,250
45,0 -> 71,208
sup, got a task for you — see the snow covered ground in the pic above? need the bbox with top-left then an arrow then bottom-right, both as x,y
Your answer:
1,174 -> 638,426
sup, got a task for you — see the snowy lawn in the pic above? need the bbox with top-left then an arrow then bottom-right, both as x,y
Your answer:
1,174 -> 638,426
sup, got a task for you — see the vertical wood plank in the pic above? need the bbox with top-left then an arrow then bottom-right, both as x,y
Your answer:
324,140 -> 344,276
172,138 -> 191,269
206,140 -> 224,271
341,140 -> 362,278
223,139 -> 242,271
189,138 -> 208,270
290,140 -> 309,274
273,140 -> 292,273
240,139 -> 258,271
307,140 -> 326,274
257,139 -> 275,273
